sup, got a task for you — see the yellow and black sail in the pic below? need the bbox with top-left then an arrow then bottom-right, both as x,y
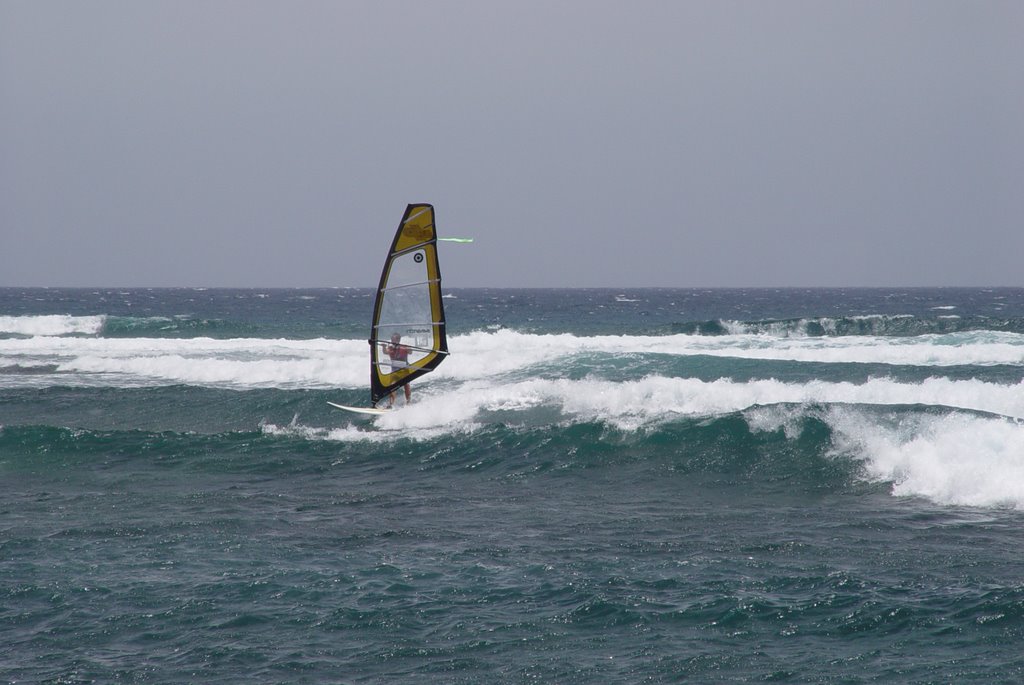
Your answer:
369,204 -> 449,406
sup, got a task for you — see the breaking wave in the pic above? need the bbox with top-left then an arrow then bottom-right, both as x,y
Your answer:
3,328 -> 1023,391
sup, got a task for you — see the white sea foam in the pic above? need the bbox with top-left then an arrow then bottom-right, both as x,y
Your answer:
2,328 -> 1024,390
447,329 -> 1024,369
262,407 -> 481,444
0,336 -> 366,389
526,375 -> 1024,426
746,403 -> 1024,509
826,407 -> 1024,508
312,375 -> 1024,437
0,315 -> 106,336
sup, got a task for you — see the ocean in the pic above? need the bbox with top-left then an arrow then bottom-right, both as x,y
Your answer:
3,287 -> 1024,683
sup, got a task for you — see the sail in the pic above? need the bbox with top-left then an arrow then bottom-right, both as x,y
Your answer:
369,204 -> 448,405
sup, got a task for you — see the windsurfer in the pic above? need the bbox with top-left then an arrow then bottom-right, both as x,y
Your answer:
383,332 -> 412,407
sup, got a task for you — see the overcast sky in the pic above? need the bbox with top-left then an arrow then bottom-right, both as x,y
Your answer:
1,1 -> 1021,288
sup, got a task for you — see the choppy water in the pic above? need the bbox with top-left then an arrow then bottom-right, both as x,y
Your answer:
3,287 -> 1024,683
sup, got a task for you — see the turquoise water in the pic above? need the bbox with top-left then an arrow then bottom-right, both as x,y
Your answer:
3,288 -> 1024,683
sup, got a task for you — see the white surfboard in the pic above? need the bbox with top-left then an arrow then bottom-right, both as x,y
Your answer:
327,401 -> 391,415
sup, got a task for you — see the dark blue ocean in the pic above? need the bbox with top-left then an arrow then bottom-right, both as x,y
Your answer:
3,287 -> 1024,683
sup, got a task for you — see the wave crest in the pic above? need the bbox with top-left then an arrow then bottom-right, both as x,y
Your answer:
0,315 -> 105,337
672,314 -> 1024,338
